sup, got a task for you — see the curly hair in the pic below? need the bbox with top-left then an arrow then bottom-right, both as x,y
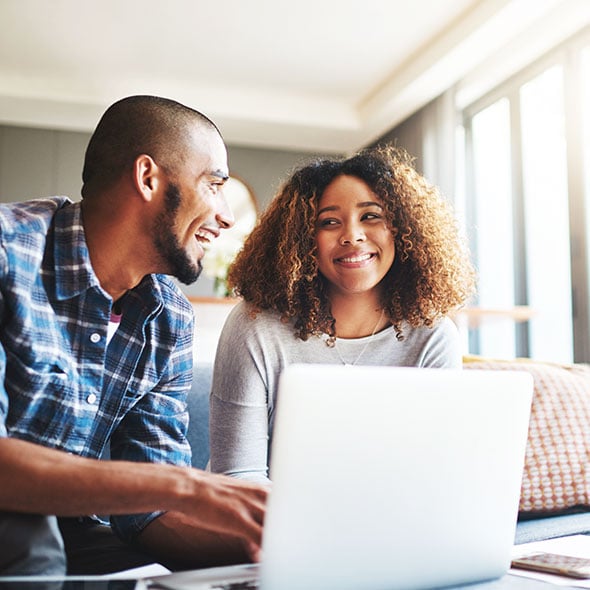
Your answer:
228,144 -> 476,342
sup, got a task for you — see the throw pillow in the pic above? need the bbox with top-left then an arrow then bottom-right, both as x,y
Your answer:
463,356 -> 590,514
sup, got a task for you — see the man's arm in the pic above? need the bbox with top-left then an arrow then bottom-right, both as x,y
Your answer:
0,437 -> 267,561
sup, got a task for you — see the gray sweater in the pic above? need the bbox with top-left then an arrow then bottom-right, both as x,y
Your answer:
210,301 -> 462,483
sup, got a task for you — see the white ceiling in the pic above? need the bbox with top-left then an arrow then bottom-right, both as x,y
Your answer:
0,0 -> 589,154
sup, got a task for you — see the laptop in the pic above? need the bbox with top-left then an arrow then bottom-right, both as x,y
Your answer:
145,364 -> 533,590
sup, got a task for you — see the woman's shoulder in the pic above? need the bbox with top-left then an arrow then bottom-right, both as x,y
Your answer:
227,299 -> 275,318
216,300 -> 300,368
224,300 -> 286,331
393,317 -> 461,367
400,316 -> 459,342
430,315 -> 459,335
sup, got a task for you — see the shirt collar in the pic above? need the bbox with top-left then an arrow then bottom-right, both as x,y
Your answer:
53,201 -> 101,301
52,201 -> 165,316
125,274 -> 165,320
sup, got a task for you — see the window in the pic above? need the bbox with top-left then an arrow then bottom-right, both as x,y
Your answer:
461,32 -> 590,362
469,99 -> 516,358
519,66 -> 572,362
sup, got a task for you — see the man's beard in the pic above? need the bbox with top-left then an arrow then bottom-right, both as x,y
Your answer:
153,182 -> 203,285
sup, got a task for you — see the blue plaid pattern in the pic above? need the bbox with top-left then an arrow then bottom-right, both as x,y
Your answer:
0,198 -> 194,541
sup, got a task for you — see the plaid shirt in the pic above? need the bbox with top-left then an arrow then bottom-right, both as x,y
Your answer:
0,197 -> 194,541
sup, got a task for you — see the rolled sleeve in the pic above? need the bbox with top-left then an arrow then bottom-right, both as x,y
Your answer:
109,333 -> 193,542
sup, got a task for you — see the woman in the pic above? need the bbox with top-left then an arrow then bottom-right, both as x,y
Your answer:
210,145 -> 476,483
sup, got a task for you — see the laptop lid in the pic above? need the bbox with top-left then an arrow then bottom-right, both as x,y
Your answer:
259,364 -> 533,590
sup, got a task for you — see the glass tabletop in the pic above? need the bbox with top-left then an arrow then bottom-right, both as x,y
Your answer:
0,581 -> 137,590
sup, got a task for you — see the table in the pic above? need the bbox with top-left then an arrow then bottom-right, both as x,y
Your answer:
0,574 -> 574,589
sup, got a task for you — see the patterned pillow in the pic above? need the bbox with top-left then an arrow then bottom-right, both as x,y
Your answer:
463,356 -> 590,514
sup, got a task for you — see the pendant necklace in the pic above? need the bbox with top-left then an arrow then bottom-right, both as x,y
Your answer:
334,309 -> 385,366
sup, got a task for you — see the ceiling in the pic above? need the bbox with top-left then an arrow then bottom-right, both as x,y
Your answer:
0,0 -> 589,154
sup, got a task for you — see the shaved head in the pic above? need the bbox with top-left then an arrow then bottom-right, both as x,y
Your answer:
81,95 -> 221,198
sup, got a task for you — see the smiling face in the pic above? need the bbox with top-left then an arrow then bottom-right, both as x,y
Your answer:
315,174 -> 395,299
153,126 -> 234,284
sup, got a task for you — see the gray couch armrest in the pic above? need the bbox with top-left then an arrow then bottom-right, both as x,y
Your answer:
515,512 -> 590,544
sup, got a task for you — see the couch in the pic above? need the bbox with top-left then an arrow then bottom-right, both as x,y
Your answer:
186,359 -> 590,545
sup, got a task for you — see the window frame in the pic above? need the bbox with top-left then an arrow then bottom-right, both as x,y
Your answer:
460,26 -> 590,362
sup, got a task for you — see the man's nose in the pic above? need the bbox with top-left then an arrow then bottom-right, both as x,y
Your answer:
216,193 -> 235,230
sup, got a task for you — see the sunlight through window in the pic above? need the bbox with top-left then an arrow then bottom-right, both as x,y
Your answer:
520,66 -> 572,362
471,99 -> 516,358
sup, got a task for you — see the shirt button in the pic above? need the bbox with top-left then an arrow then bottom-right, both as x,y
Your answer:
90,333 -> 101,343
87,393 -> 97,404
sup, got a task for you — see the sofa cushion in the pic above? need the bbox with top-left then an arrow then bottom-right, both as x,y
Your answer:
463,357 -> 590,514
186,362 -> 213,469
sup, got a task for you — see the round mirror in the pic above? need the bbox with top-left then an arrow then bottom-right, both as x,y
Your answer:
201,176 -> 258,297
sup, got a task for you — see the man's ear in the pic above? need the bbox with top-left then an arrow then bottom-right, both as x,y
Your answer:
133,154 -> 162,202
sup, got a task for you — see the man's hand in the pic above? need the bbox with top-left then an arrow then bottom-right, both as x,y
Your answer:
138,470 -> 269,568
189,470 -> 268,558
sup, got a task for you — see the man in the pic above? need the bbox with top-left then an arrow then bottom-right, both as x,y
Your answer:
0,95 -> 267,575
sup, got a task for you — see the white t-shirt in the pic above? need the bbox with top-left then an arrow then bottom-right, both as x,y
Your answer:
106,311 -> 122,345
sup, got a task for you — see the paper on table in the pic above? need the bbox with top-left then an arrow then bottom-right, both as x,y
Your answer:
0,563 -> 172,585
101,562 -> 172,579
510,534 -> 590,587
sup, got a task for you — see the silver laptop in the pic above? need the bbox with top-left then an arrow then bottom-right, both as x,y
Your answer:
145,364 -> 533,590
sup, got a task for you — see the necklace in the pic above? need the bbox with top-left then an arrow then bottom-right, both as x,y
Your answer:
334,309 -> 385,366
